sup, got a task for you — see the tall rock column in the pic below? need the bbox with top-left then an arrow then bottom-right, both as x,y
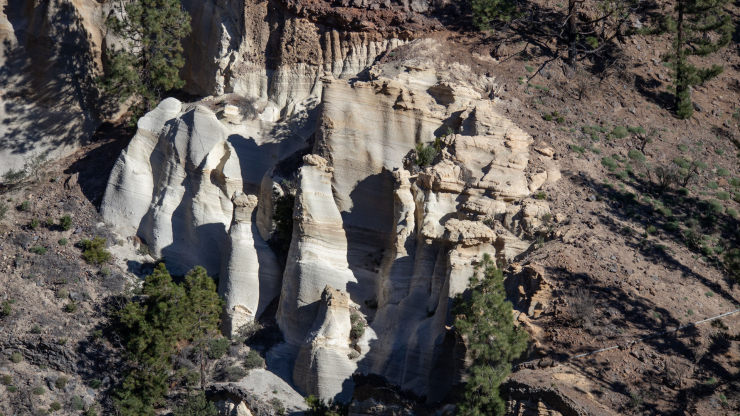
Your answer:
220,192 -> 282,336
277,155 -> 357,346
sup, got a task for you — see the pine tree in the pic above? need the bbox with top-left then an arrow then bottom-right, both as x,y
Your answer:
646,0 -> 732,118
452,254 -> 529,416
100,0 -> 191,118
471,0 -> 518,29
113,264 -> 223,415
182,266 -> 224,390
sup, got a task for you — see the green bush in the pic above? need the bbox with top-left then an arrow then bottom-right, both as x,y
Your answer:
33,387 -> 45,395
19,200 -> 30,211
601,157 -> 618,171
80,237 -> 111,265
471,0 -> 518,30
60,215 -> 73,231
628,149 -> 646,162
1,374 -> 11,385
30,218 -> 39,229
173,391 -> 217,416
673,158 -> 690,169
207,337 -> 230,360
65,302 -> 78,313
716,149 -> 725,156
709,199 -> 724,214
55,376 -> 68,390
646,225 -> 657,235
56,289 -> 68,299
29,245 -> 47,255
225,366 -> 248,381
708,181 -> 719,190
31,324 -> 42,334
677,187 -> 690,196
616,171 -> 629,180
657,207 -> 673,217
677,144 -> 688,152
717,168 -> 730,177
89,379 -> 102,389
58,238 -> 68,246
664,221 -> 680,232
72,396 -> 84,410
415,142 -> 437,167
570,144 -> 585,154
243,349 -> 266,371
727,208 -> 738,218
535,192 -> 547,200
2,301 -> 11,317
611,126 -> 628,138
271,398 -> 286,416
717,191 -> 730,200
730,178 -> 740,187
50,402 -> 62,412
627,126 -> 646,134
10,352 -> 23,363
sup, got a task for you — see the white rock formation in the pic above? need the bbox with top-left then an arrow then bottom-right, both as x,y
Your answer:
101,38 -> 561,403
220,192 -> 282,335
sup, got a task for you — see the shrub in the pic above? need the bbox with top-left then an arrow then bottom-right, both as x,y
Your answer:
570,144 -> 585,155
80,237 -> 111,265
271,398 -> 285,416
629,392 -> 643,409
31,324 -> 42,334
243,349 -> 265,371
727,208 -> 738,218
677,187 -> 690,196
2,301 -> 11,317
56,289 -> 68,299
1,374 -> 11,385
717,191 -> 730,200
207,337 -> 230,360
471,0 -> 518,30
611,126 -> 628,138
705,377 -> 717,385
716,149 -> 725,156
101,267 -> 111,277
59,215 -> 73,231
45,217 -> 54,227
705,291 -> 714,297
50,402 -> 62,412
10,352 -> 23,363
664,221 -> 679,232
535,191 -> 547,200
628,149 -> 646,162
708,199 -> 724,214
30,218 -> 39,229
616,170 -> 629,180
225,365 -> 248,381
646,225 -> 657,235
730,178 -> 740,187
673,158 -> 691,169
89,379 -> 102,389
29,245 -> 47,255
55,376 -> 68,390
717,168 -> 730,177
57,338 -> 67,346
415,142 -> 437,167
708,181 -> 719,190
19,200 -> 30,211
58,238 -> 68,246
65,302 -> 78,313
0,202 -> 7,221
8,385 -> 17,392
627,126 -> 646,134
677,144 -> 688,152
33,386 -> 45,395
601,157 -> 618,171
173,391 -> 217,416
568,287 -> 597,326
72,396 -> 84,411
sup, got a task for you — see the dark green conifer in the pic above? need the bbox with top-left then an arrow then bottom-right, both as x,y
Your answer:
644,0 -> 732,118
100,0 -> 191,118
453,254 -> 528,416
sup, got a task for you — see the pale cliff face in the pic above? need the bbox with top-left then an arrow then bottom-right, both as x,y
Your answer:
98,7 -> 559,403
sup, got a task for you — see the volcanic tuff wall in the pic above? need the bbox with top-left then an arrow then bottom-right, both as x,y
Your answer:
96,0 -> 561,404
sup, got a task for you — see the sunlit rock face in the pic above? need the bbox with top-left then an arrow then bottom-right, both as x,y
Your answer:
101,36 -> 559,403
